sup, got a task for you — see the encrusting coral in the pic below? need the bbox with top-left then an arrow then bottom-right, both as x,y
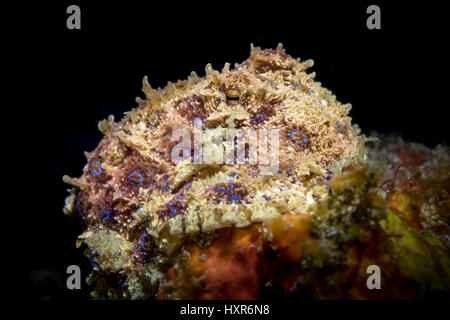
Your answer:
63,44 -> 450,299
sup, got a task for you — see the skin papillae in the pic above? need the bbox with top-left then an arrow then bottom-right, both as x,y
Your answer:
63,44 -> 450,299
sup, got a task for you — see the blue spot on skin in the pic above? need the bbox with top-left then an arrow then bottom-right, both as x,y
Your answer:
254,113 -> 264,122
90,256 -> 101,269
150,113 -> 159,126
290,130 -> 308,145
128,170 -> 144,185
193,116 -> 203,128
168,195 -> 183,206
231,195 -> 239,201
294,84 -> 299,90
172,146 -> 191,161
232,172 -> 239,177
139,232 -> 146,247
75,200 -> 82,216
103,210 -> 110,220
308,90 -> 311,96
318,178 -> 330,191
90,160 -> 102,176
194,94 -> 199,98
244,102 -> 248,106
215,100 -> 219,104
161,212 -> 166,216
266,197 -> 271,201
170,208 -> 177,216
216,183 -> 234,193
276,166 -> 292,175
156,178 -> 168,190
270,82 -> 274,86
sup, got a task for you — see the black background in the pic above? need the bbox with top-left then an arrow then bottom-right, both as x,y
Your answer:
11,1 -> 448,301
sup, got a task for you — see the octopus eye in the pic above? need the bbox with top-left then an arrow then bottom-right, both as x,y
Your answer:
225,88 -> 240,102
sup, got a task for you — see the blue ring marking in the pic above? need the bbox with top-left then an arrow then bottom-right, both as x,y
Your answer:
168,195 -> 183,206
172,146 -> 191,161
156,178 -> 168,190
290,130 -> 308,145
264,64 -> 269,68
266,197 -> 271,200
194,94 -> 199,98
193,116 -> 203,128
294,84 -> 299,90
232,172 -> 239,177
243,102 -> 248,106
128,170 -> 144,185
254,113 -> 264,122
161,212 -> 166,216
170,208 -> 177,216
308,90 -> 311,96
215,100 -> 219,104
216,183 -> 234,193
103,210 -> 110,220
90,160 -> 102,176
270,81 -> 274,86
285,168 -> 292,175
149,113 -> 159,126
139,232 -> 146,247
231,194 -> 239,201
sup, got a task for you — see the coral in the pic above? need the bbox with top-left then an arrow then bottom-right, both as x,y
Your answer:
63,44 -> 450,299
